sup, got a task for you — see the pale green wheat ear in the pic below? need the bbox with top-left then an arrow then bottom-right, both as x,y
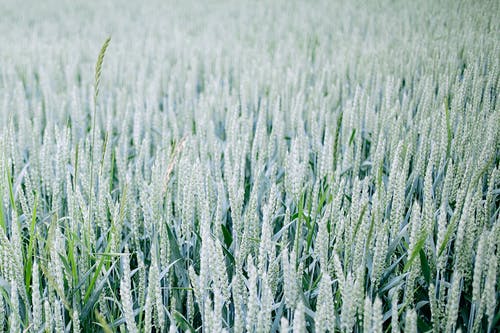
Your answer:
94,36 -> 111,103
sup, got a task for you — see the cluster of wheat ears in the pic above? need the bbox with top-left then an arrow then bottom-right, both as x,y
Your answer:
0,0 -> 498,332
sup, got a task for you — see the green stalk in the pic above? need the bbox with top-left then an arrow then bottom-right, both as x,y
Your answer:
88,37 -> 111,234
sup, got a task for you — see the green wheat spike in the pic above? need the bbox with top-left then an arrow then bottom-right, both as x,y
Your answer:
94,36 -> 111,104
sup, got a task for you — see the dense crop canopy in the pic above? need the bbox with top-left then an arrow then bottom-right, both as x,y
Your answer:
0,0 -> 498,332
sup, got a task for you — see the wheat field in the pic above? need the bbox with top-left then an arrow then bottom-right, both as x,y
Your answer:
0,0 -> 499,332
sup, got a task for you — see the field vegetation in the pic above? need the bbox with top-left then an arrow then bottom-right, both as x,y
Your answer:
0,0 -> 499,332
